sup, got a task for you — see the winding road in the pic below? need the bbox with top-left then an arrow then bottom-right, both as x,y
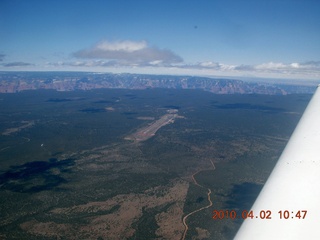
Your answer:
181,160 -> 216,240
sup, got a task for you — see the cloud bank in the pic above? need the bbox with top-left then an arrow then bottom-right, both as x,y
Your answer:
175,61 -> 320,80
52,59 -> 320,81
73,40 -> 183,67
67,40 -> 320,79
3,62 -> 34,67
2,39 -> 319,81
235,61 -> 320,77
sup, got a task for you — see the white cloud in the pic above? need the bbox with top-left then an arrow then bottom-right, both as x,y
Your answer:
177,61 -> 222,70
52,58 -> 320,80
149,60 -> 163,65
290,63 -> 300,68
198,61 -> 220,68
96,40 -> 147,52
44,39 -> 320,80
233,61 -> 320,80
177,61 -> 320,80
255,62 -> 287,70
252,61 -> 320,74
73,40 -> 183,66
49,60 -> 120,68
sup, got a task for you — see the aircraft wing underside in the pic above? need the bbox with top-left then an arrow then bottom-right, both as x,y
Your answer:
234,85 -> 320,239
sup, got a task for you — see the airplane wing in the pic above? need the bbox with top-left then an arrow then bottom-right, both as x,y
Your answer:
234,85 -> 320,240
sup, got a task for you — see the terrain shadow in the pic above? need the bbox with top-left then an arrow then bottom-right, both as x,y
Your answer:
0,158 -> 74,193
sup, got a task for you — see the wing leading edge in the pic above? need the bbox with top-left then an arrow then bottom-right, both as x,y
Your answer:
234,85 -> 320,240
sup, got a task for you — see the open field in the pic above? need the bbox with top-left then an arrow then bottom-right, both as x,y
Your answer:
0,88 -> 310,239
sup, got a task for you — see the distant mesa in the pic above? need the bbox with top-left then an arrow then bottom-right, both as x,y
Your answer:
0,72 -> 315,94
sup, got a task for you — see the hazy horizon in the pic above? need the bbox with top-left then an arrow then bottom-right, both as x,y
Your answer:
1,0 -> 320,82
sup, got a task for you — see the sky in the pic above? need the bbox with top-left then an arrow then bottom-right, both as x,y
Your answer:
0,0 -> 320,82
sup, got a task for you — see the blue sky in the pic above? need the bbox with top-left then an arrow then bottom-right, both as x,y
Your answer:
0,0 -> 320,81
